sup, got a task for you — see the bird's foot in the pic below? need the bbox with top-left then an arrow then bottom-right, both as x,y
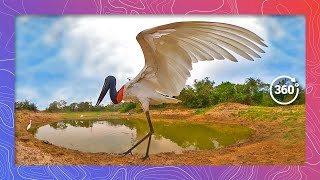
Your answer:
119,150 -> 133,157
141,155 -> 150,161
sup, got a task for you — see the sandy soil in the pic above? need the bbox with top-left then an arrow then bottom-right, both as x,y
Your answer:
15,103 -> 305,165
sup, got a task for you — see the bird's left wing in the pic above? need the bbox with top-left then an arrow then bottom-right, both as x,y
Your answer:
129,21 -> 267,97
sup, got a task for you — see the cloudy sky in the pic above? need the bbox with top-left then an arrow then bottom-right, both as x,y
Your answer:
16,15 -> 305,110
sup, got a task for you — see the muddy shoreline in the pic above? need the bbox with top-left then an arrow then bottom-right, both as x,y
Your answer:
15,103 -> 305,165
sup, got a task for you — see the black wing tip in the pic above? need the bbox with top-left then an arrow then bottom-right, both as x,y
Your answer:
247,56 -> 254,61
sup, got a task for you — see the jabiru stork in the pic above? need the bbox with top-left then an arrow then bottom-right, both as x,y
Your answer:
96,21 -> 267,160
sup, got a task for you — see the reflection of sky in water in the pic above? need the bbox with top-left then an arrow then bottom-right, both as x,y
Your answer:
34,119 -> 253,155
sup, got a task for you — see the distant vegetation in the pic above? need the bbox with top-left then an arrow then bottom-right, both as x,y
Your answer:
15,100 -> 38,111
42,100 -> 138,113
15,77 -> 305,112
178,77 -> 305,108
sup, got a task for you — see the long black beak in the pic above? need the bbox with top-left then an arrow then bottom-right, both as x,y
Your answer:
96,79 -> 110,106
96,76 -> 118,106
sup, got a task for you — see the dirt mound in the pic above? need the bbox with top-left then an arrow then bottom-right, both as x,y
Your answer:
203,103 -> 248,119
213,103 -> 248,111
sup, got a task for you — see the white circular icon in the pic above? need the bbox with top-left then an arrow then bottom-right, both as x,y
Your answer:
269,75 -> 300,105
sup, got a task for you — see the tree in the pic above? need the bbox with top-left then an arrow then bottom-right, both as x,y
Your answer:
178,77 -> 217,108
243,78 -> 268,105
77,102 -> 91,111
46,101 -> 60,112
214,81 -> 235,103
58,100 -> 67,109
15,100 -> 38,111
69,102 -> 78,112
233,84 -> 248,104
178,85 -> 197,108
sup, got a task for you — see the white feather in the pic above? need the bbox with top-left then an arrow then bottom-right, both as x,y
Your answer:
123,21 -> 266,111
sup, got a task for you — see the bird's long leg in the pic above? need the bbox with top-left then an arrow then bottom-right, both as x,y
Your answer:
141,134 -> 152,160
120,111 -> 154,157
120,132 -> 152,156
141,111 -> 153,160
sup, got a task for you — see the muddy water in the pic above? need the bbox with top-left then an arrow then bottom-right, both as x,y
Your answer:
32,118 -> 254,154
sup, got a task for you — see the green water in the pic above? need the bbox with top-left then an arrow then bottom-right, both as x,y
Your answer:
33,118 -> 254,154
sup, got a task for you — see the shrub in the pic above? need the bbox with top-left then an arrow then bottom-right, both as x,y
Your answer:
119,102 -> 137,113
15,100 -> 38,111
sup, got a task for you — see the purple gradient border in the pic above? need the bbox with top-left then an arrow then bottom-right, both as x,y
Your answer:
1,0 -> 320,179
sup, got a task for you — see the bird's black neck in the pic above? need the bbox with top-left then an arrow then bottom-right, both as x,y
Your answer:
107,76 -> 119,104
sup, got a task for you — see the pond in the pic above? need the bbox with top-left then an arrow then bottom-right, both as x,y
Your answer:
31,118 -> 254,155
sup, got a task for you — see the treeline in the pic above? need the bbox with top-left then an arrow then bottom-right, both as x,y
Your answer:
178,77 -> 305,108
44,100 -> 138,113
15,100 -> 38,111
14,99 -> 138,113
15,77 -> 305,112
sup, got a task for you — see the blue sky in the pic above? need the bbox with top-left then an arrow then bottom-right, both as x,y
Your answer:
16,16 -> 305,110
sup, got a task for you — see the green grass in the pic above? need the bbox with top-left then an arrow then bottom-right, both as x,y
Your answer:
236,107 -> 274,121
62,111 -> 110,119
235,105 -> 304,122
194,109 -> 207,115
235,105 -> 305,143
193,104 -> 218,115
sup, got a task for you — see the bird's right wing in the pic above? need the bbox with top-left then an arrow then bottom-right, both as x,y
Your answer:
129,21 -> 267,97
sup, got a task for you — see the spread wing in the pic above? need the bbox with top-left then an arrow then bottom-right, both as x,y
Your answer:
129,21 -> 267,97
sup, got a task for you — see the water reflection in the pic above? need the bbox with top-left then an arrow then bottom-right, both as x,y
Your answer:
33,119 -> 254,154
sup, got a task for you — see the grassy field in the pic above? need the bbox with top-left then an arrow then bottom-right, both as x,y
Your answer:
235,105 -> 305,143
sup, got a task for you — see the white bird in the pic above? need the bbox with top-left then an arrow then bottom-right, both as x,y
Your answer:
96,21 -> 267,160
27,120 -> 32,130
80,115 -> 84,118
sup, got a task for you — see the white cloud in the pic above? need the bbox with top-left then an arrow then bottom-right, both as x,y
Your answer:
54,16 -> 269,86
16,87 -> 39,100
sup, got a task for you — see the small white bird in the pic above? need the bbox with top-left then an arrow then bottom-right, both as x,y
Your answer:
96,21 -> 267,160
80,115 -> 84,118
27,120 -> 32,130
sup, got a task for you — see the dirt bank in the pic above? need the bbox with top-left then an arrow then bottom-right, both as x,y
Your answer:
15,103 -> 305,165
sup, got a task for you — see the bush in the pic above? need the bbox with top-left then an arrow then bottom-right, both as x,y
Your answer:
178,77 -> 217,108
15,100 -> 38,111
292,89 -> 305,105
119,102 -> 137,113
